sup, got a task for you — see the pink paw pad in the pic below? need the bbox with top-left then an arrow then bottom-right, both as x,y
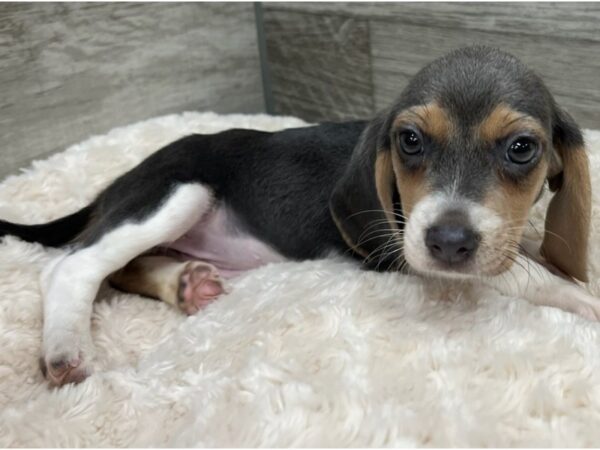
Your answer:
177,262 -> 225,315
39,354 -> 89,387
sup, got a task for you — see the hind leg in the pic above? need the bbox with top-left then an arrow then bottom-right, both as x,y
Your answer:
40,184 -> 212,386
109,255 -> 227,315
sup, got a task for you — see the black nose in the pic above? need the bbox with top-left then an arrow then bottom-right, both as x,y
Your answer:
425,225 -> 480,265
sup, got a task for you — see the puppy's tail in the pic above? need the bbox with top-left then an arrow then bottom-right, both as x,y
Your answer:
0,205 -> 93,248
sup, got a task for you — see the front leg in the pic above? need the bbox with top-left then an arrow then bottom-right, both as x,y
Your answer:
483,255 -> 600,321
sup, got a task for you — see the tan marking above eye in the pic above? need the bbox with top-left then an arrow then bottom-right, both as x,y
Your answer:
477,104 -> 548,145
392,102 -> 452,144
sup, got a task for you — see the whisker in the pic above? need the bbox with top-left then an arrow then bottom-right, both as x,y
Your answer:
355,231 -> 400,249
365,238 -> 399,266
345,208 -> 408,221
362,231 -> 402,265
375,233 -> 400,270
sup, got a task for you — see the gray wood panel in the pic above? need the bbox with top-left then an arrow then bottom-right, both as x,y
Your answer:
370,20 -> 600,129
265,2 -> 600,43
0,3 -> 264,180
262,2 -> 600,129
263,9 -> 373,122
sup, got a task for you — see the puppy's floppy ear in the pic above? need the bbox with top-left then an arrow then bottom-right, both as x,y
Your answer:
541,105 -> 591,282
329,112 -> 400,270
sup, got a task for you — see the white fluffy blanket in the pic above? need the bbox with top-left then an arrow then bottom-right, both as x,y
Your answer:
1,112 -> 600,447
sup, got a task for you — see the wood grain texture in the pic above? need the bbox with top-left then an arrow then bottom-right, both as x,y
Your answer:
263,2 -> 600,129
0,3 -> 264,179
370,20 -> 600,129
265,2 -> 600,43
263,9 -> 374,122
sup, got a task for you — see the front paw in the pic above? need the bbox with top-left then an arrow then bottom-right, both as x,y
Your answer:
541,284 -> 600,322
572,300 -> 600,322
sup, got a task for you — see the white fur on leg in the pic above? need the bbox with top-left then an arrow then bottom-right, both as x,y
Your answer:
483,256 -> 600,321
40,184 -> 212,384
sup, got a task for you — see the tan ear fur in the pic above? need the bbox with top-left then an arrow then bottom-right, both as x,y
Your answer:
329,114 -> 401,270
540,110 -> 591,282
374,151 -> 399,227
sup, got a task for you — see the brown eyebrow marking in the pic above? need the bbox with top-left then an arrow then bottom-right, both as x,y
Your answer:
477,104 -> 548,144
392,102 -> 452,144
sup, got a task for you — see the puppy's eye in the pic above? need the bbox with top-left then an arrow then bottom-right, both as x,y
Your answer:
398,131 -> 423,155
506,137 -> 539,164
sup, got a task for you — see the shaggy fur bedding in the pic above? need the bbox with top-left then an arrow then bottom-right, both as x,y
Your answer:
1,112 -> 600,447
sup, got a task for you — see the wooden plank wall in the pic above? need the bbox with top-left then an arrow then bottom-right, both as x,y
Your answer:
263,10 -> 374,122
261,2 -> 600,129
0,3 -> 264,179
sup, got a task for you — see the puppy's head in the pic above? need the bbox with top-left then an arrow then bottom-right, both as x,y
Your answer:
330,46 -> 591,281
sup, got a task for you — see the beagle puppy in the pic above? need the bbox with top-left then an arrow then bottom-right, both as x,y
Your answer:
0,46 -> 596,387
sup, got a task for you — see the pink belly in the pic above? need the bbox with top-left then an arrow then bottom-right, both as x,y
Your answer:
164,206 -> 286,278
